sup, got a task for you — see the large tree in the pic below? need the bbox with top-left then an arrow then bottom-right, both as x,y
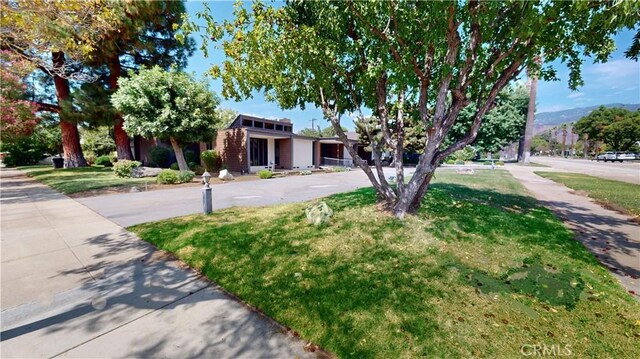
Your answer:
111,66 -> 221,171
185,1 -> 638,217
86,0 -> 195,160
1,0 -> 117,167
574,106 -> 640,152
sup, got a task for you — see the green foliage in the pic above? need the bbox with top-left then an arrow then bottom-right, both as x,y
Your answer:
81,127 -> 116,156
305,201 -> 333,226
446,159 -> 455,165
170,163 -> 179,170
455,160 -> 465,165
184,150 -> 196,164
188,162 -> 197,171
574,107 -> 640,151
192,165 -> 205,175
95,155 -> 112,167
156,169 -> 179,184
0,133 -> 48,167
496,161 -> 505,166
299,170 -> 312,175
450,146 -> 477,162
108,152 -> 118,163
258,170 -> 273,179
149,146 -> 171,168
298,125 -> 347,138
177,170 -> 195,183
200,150 -> 219,172
112,160 -> 141,178
84,152 -> 97,165
215,108 -> 239,130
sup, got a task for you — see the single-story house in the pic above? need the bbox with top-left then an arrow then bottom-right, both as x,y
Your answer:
199,114 -> 368,173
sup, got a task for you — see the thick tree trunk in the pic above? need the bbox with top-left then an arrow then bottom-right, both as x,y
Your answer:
107,55 -> 134,160
52,52 -> 86,168
169,137 -> 189,171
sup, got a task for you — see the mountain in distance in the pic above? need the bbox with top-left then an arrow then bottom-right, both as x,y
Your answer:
535,103 -> 640,126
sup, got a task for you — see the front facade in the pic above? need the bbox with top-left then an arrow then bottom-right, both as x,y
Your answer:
204,114 -> 363,173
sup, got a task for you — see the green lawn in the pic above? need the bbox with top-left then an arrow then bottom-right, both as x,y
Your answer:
535,172 -> 640,217
18,165 -> 150,194
131,170 -> 640,358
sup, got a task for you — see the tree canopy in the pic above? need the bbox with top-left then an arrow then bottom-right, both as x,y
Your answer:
111,66 -> 221,171
574,106 -> 640,152
183,0 -> 637,217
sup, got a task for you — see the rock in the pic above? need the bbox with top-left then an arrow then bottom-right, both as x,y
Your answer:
131,166 -> 162,178
129,186 -> 140,193
218,169 -> 234,181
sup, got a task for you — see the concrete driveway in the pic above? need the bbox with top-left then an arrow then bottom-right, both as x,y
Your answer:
78,169 -> 400,227
531,157 -> 640,184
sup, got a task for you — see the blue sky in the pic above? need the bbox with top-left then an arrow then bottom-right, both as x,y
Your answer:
184,2 -> 640,131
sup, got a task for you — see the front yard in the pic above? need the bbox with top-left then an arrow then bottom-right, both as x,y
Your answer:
131,170 -> 640,358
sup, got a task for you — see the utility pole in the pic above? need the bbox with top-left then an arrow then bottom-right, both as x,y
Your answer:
520,55 -> 541,165
310,118 -> 317,131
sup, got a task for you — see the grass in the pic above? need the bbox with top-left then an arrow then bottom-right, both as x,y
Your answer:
535,172 -> 640,218
528,162 -> 550,167
18,165 -> 149,194
131,170 -> 640,358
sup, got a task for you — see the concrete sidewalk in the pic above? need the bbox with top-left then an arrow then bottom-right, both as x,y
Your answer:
0,168 -> 317,358
506,165 -> 640,298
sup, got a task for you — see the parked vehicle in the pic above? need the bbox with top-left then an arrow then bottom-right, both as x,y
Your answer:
595,151 -> 636,162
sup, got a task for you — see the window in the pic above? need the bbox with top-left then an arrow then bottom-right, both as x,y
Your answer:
254,121 -> 264,128
275,124 -> 283,131
284,126 -> 292,132
242,119 -> 252,126
265,122 -> 274,130
250,138 -> 268,166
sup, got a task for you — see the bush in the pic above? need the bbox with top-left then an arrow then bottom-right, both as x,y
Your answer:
446,159 -> 455,165
258,169 -> 273,179
496,160 -> 505,166
0,134 -> 48,167
188,162 -> 197,170
95,155 -> 112,167
80,127 -> 115,156
452,145 -> 477,162
149,146 -> 171,168
156,169 -> 179,184
483,161 -> 493,165
170,162 -> 179,170
177,170 -> 195,183
299,170 -> 312,175
84,152 -> 97,165
455,160 -> 465,165
184,150 -> 196,164
109,152 -> 118,163
192,165 -> 205,175
201,150 -> 219,172
112,160 -> 141,178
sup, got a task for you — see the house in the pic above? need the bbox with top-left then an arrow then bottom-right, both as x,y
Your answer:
201,114 -> 368,173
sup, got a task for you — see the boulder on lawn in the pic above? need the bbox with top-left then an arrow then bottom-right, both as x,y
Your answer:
218,169 -> 234,181
131,166 -> 162,178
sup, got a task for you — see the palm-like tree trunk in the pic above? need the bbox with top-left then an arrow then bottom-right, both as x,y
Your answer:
519,56 -> 540,165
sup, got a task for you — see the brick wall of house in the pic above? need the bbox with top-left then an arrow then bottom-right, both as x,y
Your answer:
278,138 -> 292,169
211,128 -> 247,172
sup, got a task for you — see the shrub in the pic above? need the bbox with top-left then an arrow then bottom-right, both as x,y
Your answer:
258,169 -> 273,179
483,161 -> 493,165
455,160 -> 465,165
95,155 -> 112,167
112,160 -> 141,178
496,160 -> 505,166
201,150 -> 219,172
452,145 -> 477,162
177,170 -> 195,183
446,159 -> 455,165
188,162 -> 197,170
156,169 -> 179,184
305,201 -> 333,226
170,162 -> 179,170
0,134 -> 48,167
192,165 -> 205,175
80,127 -> 115,156
84,152 -> 97,165
109,152 -> 118,163
149,146 -> 171,168
184,150 -> 196,164
299,170 -> 312,175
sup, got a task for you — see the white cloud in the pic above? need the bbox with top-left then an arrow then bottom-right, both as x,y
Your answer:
567,92 -> 584,99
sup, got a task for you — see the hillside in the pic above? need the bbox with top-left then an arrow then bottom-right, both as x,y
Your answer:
535,103 -> 640,126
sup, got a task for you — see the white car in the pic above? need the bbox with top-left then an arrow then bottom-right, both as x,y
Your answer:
617,152 -> 636,161
596,152 -> 618,162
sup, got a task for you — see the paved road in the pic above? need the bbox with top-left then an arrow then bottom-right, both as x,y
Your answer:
0,169 -> 317,358
507,165 -> 639,299
531,157 -> 640,184
79,168 -> 401,227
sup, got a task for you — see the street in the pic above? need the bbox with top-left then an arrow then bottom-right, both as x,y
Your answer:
531,157 -> 640,185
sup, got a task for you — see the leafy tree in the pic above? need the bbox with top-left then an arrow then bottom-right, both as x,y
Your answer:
80,127 -> 116,156
0,1 -> 121,167
574,106 -> 640,151
111,66 -> 221,171
298,125 -> 348,137
0,68 -> 39,142
84,0 -> 196,160
215,108 -> 239,130
185,1 -> 638,217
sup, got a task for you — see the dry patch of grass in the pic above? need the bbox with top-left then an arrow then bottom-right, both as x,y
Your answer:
132,170 -> 640,358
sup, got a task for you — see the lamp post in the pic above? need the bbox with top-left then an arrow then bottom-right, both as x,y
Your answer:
202,171 -> 212,214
